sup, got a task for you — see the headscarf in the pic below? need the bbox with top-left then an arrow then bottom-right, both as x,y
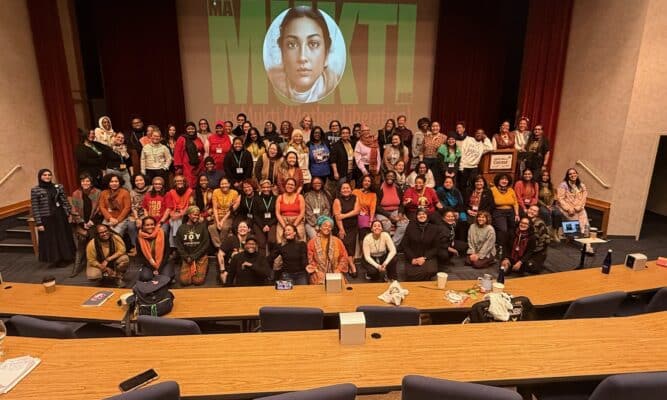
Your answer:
37,169 -> 57,201
215,120 -> 224,129
360,123 -> 379,172
316,215 -> 334,228
98,116 -> 113,133
416,208 -> 429,229
186,205 -> 200,215
184,121 -> 201,166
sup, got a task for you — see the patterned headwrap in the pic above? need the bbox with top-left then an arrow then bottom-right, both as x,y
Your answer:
316,215 -> 334,227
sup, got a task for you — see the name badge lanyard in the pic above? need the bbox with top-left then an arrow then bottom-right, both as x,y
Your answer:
262,196 -> 273,220
234,152 -> 244,173
245,196 -> 255,217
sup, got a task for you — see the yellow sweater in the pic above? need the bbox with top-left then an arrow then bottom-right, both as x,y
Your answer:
491,187 -> 519,213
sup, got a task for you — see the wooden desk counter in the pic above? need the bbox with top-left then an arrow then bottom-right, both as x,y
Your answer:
0,283 -> 128,323
1,262 -> 665,323
167,262 -> 667,320
2,336 -> 58,359
5,312 -> 667,399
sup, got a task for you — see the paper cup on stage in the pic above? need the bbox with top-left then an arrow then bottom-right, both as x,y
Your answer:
42,276 -> 56,294
492,282 -> 504,293
437,272 -> 448,289
589,227 -> 598,239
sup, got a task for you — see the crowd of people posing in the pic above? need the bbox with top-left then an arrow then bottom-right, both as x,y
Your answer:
30,113 -> 590,288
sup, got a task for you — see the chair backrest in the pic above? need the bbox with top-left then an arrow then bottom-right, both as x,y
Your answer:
9,315 -> 77,339
137,316 -> 201,336
589,372 -> 667,400
254,383 -> 357,400
401,375 -> 522,400
103,381 -> 180,400
563,291 -> 626,319
259,307 -> 324,332
646,287 -> 667,313
356,306 -> 420,328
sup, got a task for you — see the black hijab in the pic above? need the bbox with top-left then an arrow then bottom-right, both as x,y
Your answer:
37,168 -> 57,200
184,121 -> 201,166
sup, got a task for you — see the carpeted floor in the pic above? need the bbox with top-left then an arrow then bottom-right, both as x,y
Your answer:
2,211 -> 666,288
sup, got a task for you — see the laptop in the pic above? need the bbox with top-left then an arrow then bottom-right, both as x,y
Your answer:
561,221 -> 580,235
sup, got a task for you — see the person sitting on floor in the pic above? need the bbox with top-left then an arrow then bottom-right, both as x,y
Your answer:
137,216 -> 174,282
440,209 -> 469,260
229,236 -> 271,286
401,208 -> 441,281
465,210 -> 496,269
361,220 -> 398,282
272,224 -> 309,285
174,206 -> 210,286
86,224 -> 129,287
306,216 -> 349,284
500,217 -> 539,275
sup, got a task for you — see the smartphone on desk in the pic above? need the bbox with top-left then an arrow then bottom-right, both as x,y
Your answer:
119,368 -> 158,392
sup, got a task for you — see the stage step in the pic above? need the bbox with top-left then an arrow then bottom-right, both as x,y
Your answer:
5,225 -> 31,239
0,238 -> 34,253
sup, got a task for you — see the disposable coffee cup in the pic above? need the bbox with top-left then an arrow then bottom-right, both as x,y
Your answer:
42,276 -> 56,294
118,293 -> 133,309
589,228 -> 598,239
492,282 -> 504,293
437,272 -> 448,289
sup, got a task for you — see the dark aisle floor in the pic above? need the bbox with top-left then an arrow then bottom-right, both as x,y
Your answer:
2,213 -> 665,288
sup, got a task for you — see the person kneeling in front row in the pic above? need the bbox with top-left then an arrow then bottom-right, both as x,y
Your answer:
401,208 -> 441,281
137,216 -> 175,282
175,206 -> 210,286
86,224 -> 130,287
229,236 -> 271,286
361,220 -> 398,281
500,217 -> 540,275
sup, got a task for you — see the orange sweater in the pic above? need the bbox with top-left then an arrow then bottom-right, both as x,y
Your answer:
99,188 -> 131,221
352,189 -> 377,218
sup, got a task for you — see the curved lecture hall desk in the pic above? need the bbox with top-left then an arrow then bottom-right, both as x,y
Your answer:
1,261 -> 665,322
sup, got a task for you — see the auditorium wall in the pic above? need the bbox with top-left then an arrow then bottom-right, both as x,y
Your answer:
553,0 -> 667,237
0,0 -> 53,208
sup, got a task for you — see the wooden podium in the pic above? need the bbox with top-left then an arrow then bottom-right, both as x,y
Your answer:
479,149 -> 518,186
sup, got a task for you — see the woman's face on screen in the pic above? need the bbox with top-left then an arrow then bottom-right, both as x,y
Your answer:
280,17 -> 327,92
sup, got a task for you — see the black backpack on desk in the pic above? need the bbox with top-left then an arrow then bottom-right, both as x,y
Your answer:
466,296 -> 534,323
128,275 -> 175,317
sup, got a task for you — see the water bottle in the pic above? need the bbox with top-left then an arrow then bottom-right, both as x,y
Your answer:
0,319 -> 6,360
497,264 -> 505,284
601,249 -> 613,274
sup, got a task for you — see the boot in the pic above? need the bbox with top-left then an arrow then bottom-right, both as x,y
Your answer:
69,261 -> 84,278
549,227 -> 560,243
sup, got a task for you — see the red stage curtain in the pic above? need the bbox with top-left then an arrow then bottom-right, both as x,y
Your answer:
430,1 -> 528,135
517,0 -> 574,166
27,0 -> 79,192
91,0 -> 186,133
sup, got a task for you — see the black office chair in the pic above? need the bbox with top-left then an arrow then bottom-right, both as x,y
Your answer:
259,307 -> 324,331
254,383 -> 357,400
617,287 -> 667,316
356,305 -> 420,328
103,381 -> 180,400
9,315 -> 78,339
646,288 -> 667,313
402,375 -> 522,400
589,372 -> 667,400
563,291 -> 626,319
137,316 -> 201,336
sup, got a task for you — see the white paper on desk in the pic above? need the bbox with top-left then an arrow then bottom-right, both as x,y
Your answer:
0,355 -> 41,393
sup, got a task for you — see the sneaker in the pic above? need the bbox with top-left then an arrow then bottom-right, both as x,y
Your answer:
365,273 -> 373,281
127,248 -> 137,257
115,278 -> 126,288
